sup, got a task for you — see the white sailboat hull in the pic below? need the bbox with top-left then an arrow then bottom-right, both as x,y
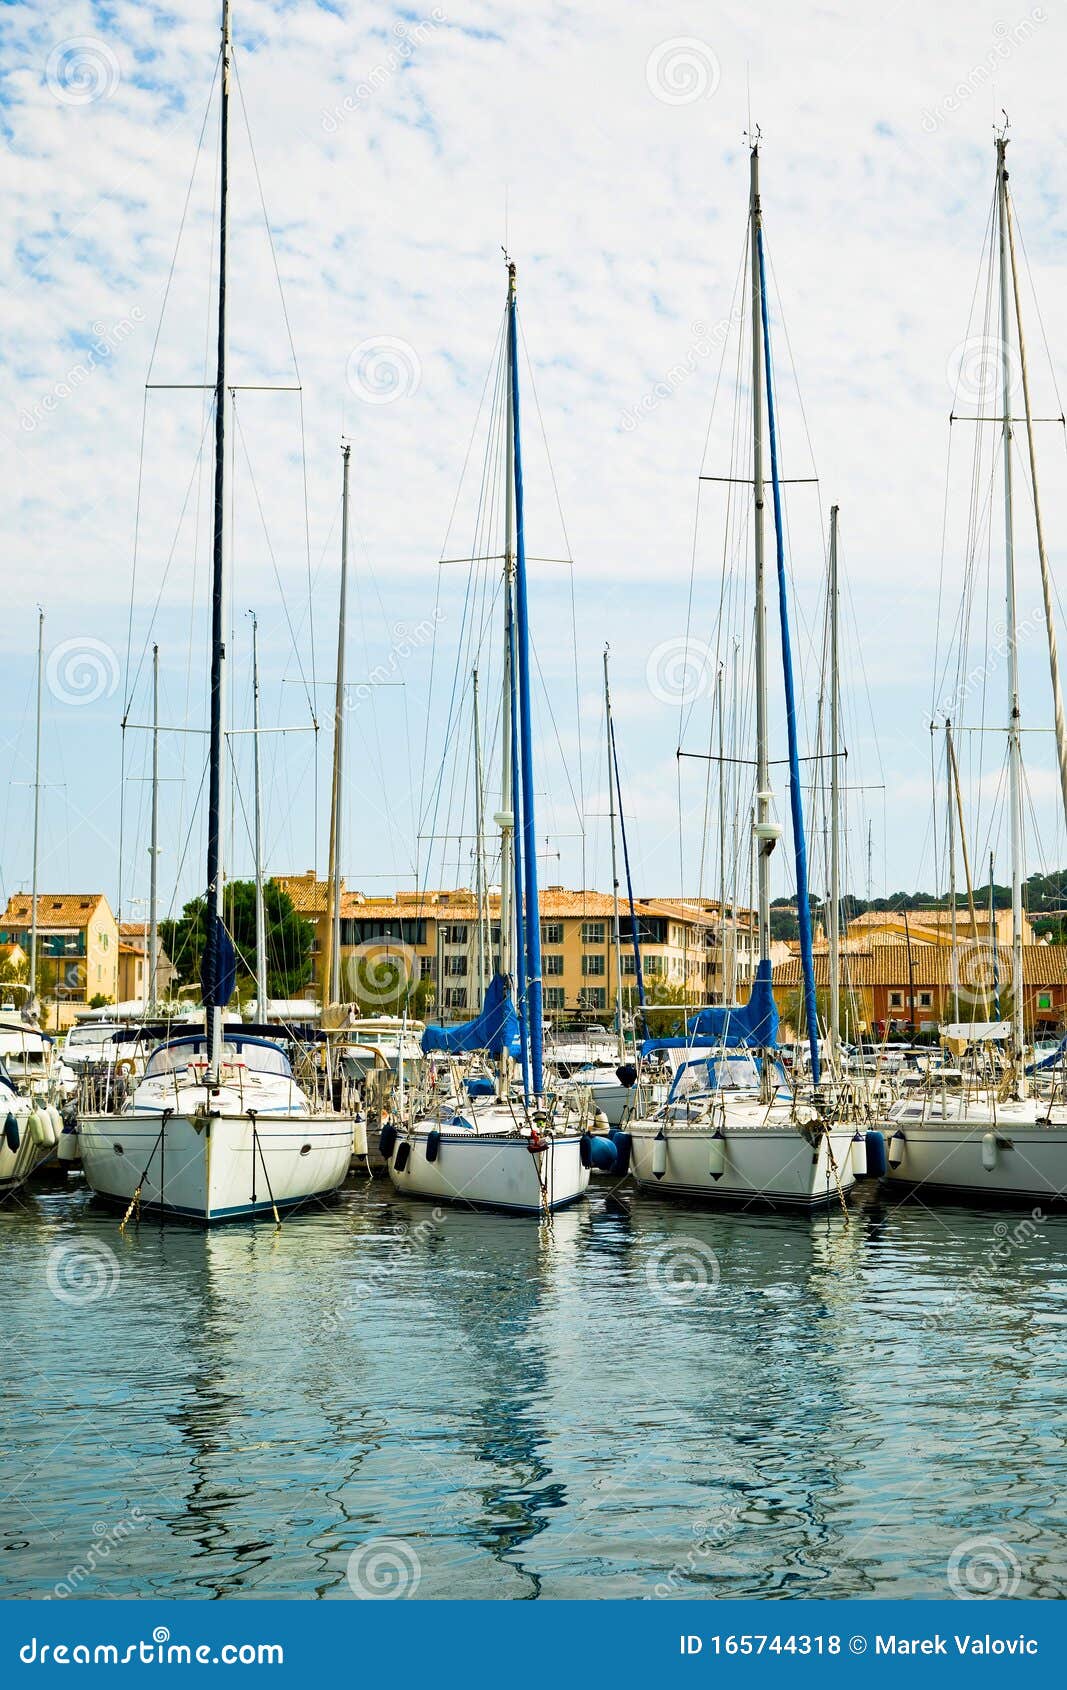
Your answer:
386,1124 -> 590,1213
628,1113 -> 856,1209
882,1100 -> 1067,1202
77,1110 -> 352,1223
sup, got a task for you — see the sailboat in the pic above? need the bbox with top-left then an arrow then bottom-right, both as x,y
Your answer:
884,129 -> 1067,1204
627,140 -> 858,1209
77,3 -> 352,1222
384,260 -> 592,1214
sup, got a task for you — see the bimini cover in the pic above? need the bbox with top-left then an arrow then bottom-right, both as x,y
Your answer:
422,973 -> 521,1059
1028,1038 -> 1067,1074
640,959 -> 779,1057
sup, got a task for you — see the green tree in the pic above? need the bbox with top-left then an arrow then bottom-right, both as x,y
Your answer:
160,880 -> 314,1001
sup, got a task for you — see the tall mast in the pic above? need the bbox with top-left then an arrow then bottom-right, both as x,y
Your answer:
472,667 -> 488,1003
29,607 -> 43,1008
750,140 -> 773,967
828,505 -> 841,1071
717,663 -> 728,1005
497,279 -> 516,987
250,615 -> 268,1015
996,133 -> 1026,1084
324,440 -> 351,1010
204,0 -> 232,1069
604,645 -> 625,1061
946,719 -> 959,1024
149,643 -> 160,1009
1003,144 -> 1067,836
508,258 -> 543,1095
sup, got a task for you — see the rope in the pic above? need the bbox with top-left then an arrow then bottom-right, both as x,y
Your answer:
119,1110 -> 171,1231
250,1116 -> 281,1226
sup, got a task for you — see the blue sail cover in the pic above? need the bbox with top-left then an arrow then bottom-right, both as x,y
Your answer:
422,973 -> 521,1059
640,959 -> 779,1056
200,923 -> 236,1010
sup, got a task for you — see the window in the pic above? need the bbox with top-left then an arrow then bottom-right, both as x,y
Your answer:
444,954 -> 467,977
644,955 -> 664,977
443,987 -> 468,1010
100,932 -> 109,951
918,991 -> 932,1009
544,987 -> 565,1010
420,956 -> 436,979
544,953 -> 564,976
621,954 -> 636,975
582,954 -> 605,977
441,923 -> 468,945
581,921 -> 605,944
889,991 -> 903,1009
579,987 -> 606,1010
542,922 -> 563,946
1038,992 -> 1053,1011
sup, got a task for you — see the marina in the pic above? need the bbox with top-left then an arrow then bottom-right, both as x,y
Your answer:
4,1178 -> 1067,1601
6,0 -> 1067,1621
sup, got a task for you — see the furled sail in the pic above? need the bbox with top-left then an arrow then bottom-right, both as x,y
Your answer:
640,959 -> 779,1055
421,973 -> 521,1058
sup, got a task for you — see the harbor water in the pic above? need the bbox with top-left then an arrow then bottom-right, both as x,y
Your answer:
3,1178 -> 1067,1600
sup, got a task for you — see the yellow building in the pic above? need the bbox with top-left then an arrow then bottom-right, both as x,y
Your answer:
810,906 -> 1032,953
117,922 -> 178,1004
276,874 -> 759,1019
0,892 -> 119,1024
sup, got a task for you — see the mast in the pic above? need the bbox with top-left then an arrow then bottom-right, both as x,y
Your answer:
996,133 -> 1026,1084
508,258 -> 544,1095
149,643 -> 160,1010
324,440 -> 351,1010
716,663 -> 728,1005
610,711 -> 648,1037
496,277 -> 516,991
828,505 -> 841,1072
203,0 -> 232,1070
750,141 -> 774,968
250,615 -> 268,1016
604,645 -> 625,1062
756,184 -> 821,1086
990,850 -> 1001,1020
946,719 -> 959,1024
29,608 -> 43,1009
1003,143 -> 1067,834
472,667 -> 488,1003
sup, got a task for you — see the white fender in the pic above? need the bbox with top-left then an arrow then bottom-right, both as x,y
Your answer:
651,1132 -> 667,1178
981,1131 -> 998,1172
850,1132 -> 868,1178
887,1131 -> 906,1169
708,1131 -> 726,1180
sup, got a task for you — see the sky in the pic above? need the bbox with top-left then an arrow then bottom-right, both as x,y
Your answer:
4,0 -> 1067,931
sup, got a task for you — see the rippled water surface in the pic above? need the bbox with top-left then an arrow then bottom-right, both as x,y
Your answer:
3,1175 -> 1067,1599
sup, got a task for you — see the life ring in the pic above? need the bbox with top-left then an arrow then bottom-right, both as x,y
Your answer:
115,1058 -> 137,1078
